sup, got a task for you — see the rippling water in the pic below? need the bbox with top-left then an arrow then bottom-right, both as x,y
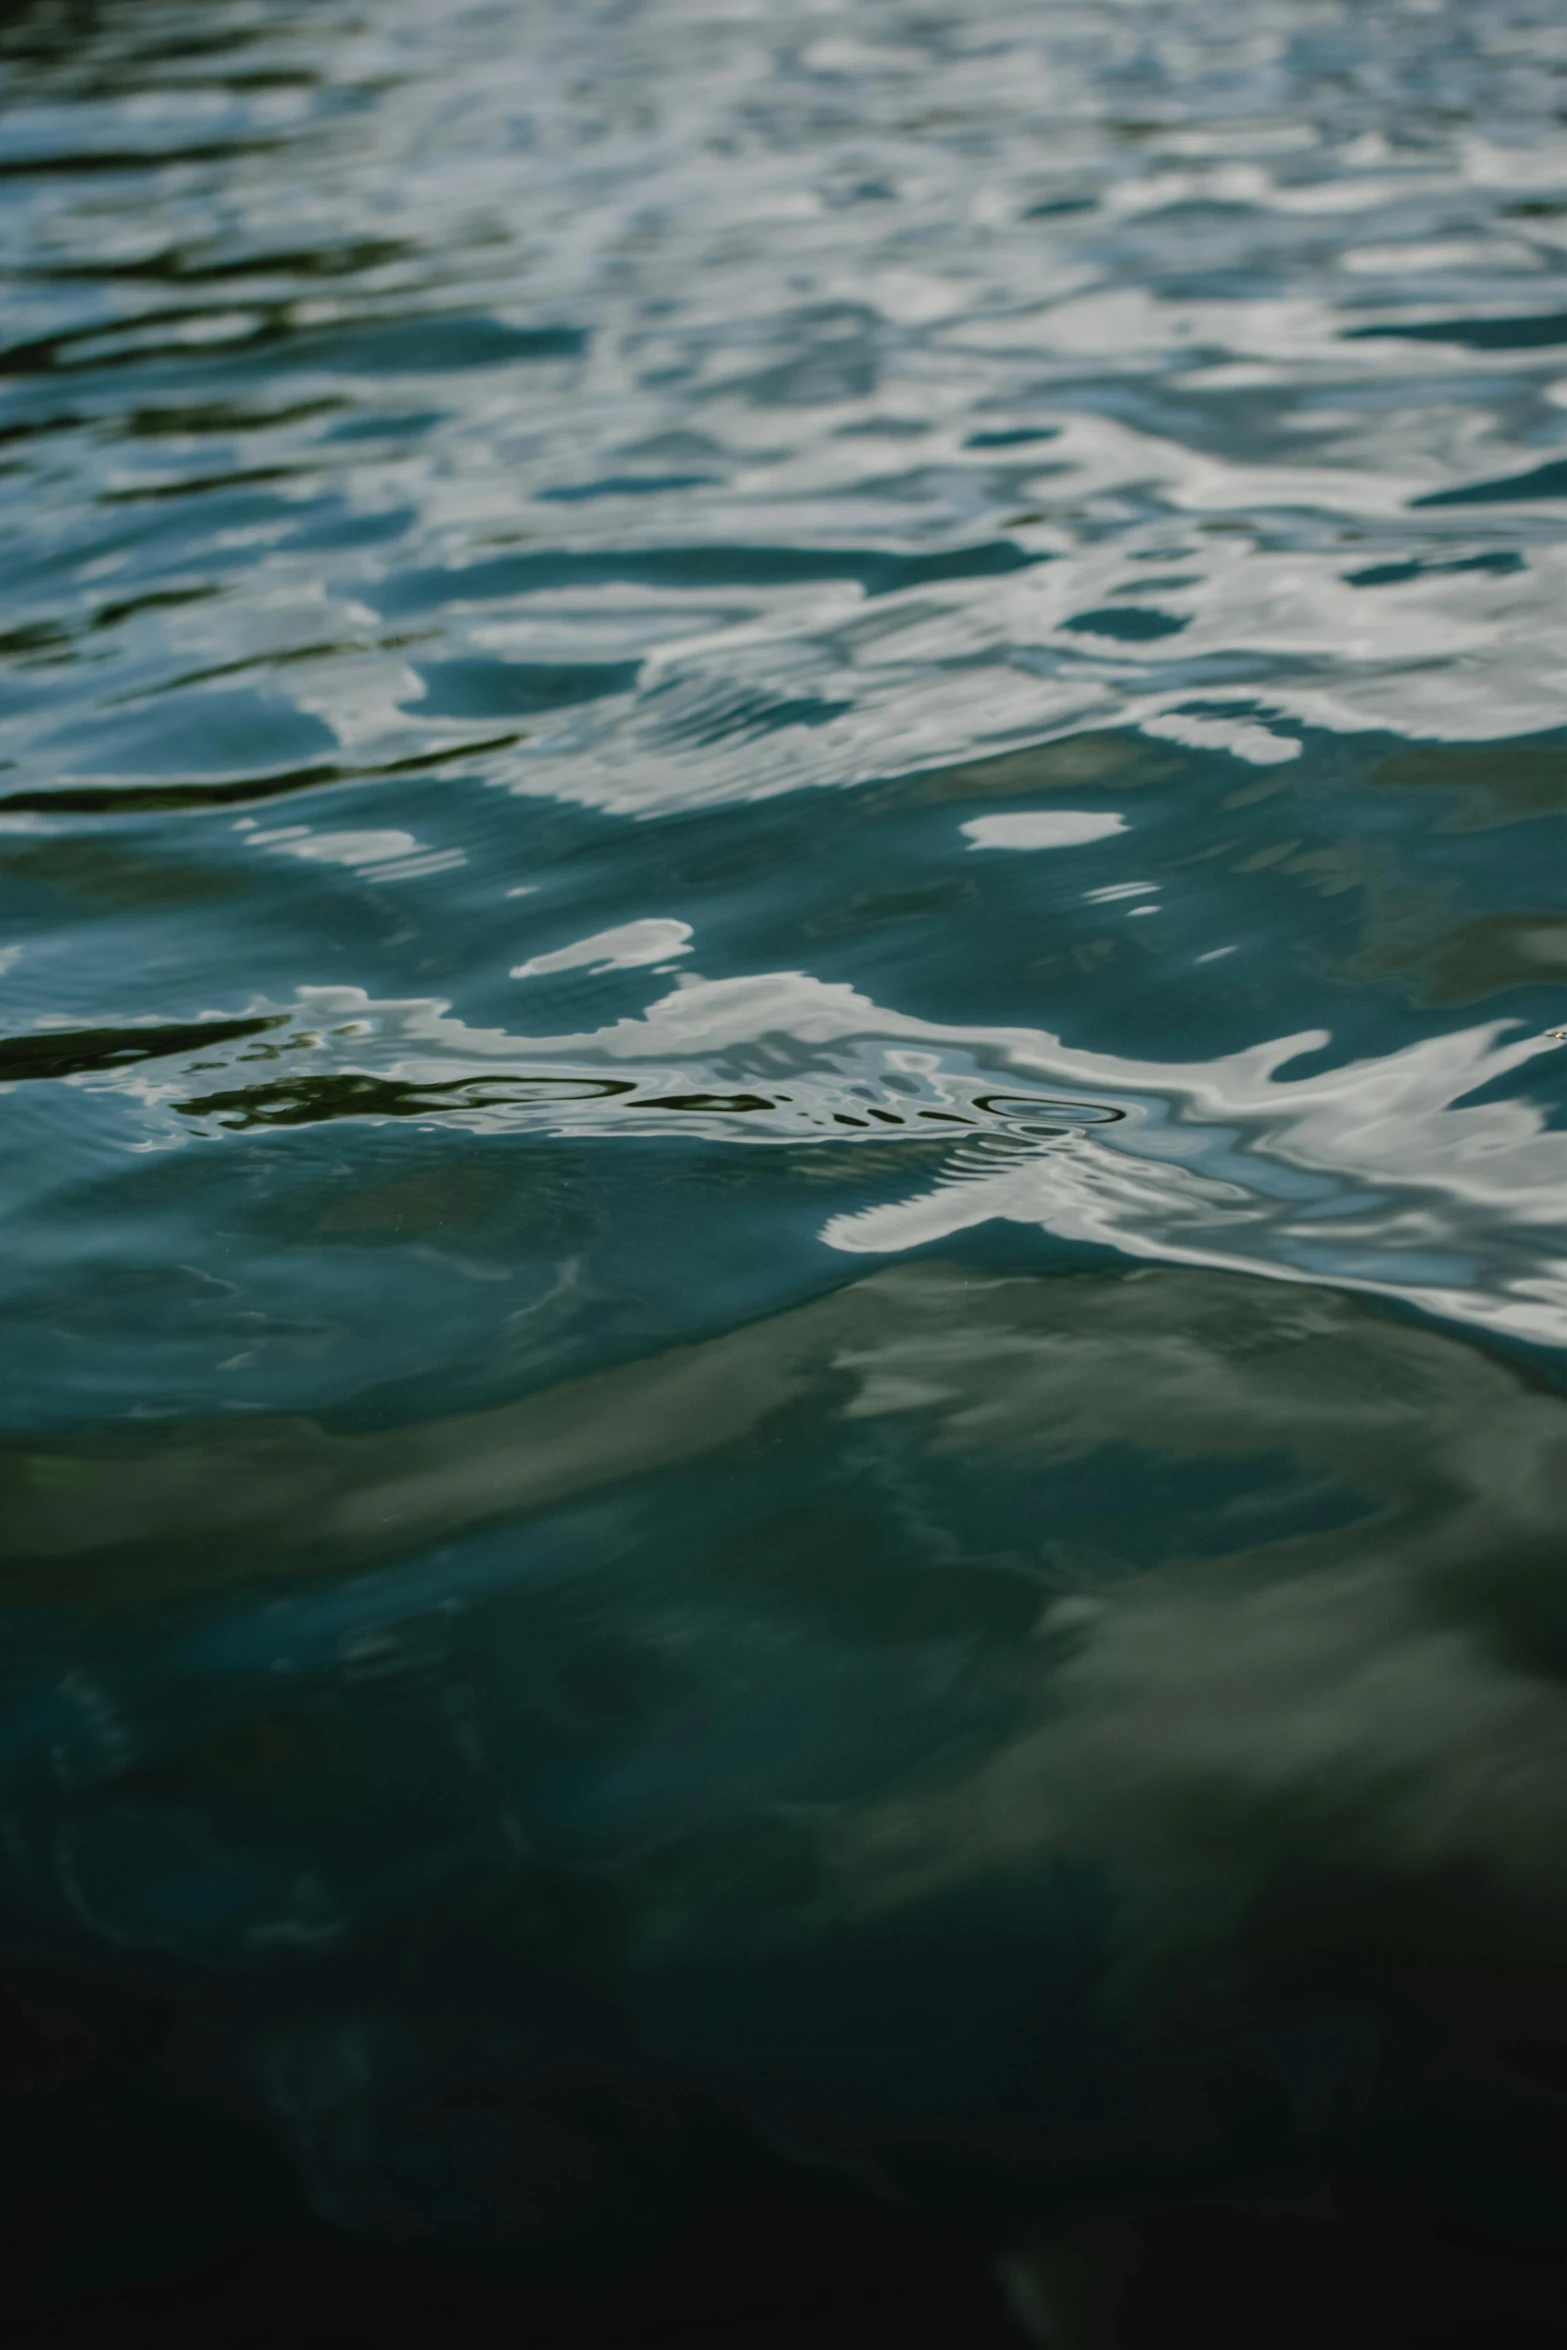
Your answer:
5,0 -> 1567,2324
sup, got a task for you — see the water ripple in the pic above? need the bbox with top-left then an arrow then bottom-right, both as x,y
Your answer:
8,0 -> 1567,2272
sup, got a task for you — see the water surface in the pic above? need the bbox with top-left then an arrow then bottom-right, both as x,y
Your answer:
4,0 -> 1567,2316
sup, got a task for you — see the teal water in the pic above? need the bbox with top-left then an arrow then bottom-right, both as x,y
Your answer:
4,0 -> 1567,2309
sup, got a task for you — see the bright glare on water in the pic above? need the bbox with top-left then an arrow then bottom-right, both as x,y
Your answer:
3,0 -> 1567,2325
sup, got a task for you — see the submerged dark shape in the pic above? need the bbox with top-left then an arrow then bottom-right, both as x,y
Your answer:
1413,458 -> 1567,508
4,1262 -> 1567,2283
176,1069 -> 640,1127
0,1012 -> 282,1083
1343,906 -> 1567,1004
1345,551 -> 1523,587
0,310 -> 586,382
0,732 -> 522,816
1345,310 -> 1567,350
1060,606 -> 1189,643
1369,733 -> 1567,828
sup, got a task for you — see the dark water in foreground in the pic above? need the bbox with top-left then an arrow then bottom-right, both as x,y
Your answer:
4,0 -> 1567,2336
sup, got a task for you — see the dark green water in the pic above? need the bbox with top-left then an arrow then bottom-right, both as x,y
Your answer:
4,0 -> 1567,2326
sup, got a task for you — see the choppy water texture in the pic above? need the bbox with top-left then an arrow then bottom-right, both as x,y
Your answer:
5,0 -> 1567,2298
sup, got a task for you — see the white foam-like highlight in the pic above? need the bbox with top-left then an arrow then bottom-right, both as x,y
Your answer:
962,810 -> 1127,850
1141,714 -> 1302,765
163,969 -> 1567,1351
512,918 -> 694,977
